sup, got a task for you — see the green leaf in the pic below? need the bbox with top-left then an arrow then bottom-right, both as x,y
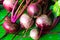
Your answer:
2,34 -> 15,40
0,25 -> 6,38
50,0 -> 60,17
0,5 -> 8,22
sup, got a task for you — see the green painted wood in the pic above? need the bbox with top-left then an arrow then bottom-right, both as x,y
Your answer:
0,25 -> 6,38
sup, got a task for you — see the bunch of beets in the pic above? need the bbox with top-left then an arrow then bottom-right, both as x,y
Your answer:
0,0 -> 60,40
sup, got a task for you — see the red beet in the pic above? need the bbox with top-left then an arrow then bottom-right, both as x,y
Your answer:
36,14 -> 52,38
30,29 -> 39,40
27,0 -> 42,18
0,16 -> 19,39
36,14 -> 52,29
3,0 -> 16,12
3,16 -> 19,33
27,3 -> 41,18
20,14 -> 34,30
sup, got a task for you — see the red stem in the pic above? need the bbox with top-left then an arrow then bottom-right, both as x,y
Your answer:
35,0 -> 42,4
11,0 -> 18,23
50,16 -> 60,30
11,0 -> 18,18
11,0 -> 31,23
16,0 -> 30,19
43,16 -> 60,34
47,10 -> 52,17
14,0 -> 25,18
38,27 -> 43,40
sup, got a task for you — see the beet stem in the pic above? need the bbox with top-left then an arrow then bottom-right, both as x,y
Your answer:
16,0 -> 31,19
11,0 -> 31,23
35,0 -> 42,4
14,0 -> 25,16
44,17 -> 60,34
43,4 -> 48,14
47,10 -> 52,16
50,17 -> 60,30
38,27 -> 43,39
11,0 -> 18,18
